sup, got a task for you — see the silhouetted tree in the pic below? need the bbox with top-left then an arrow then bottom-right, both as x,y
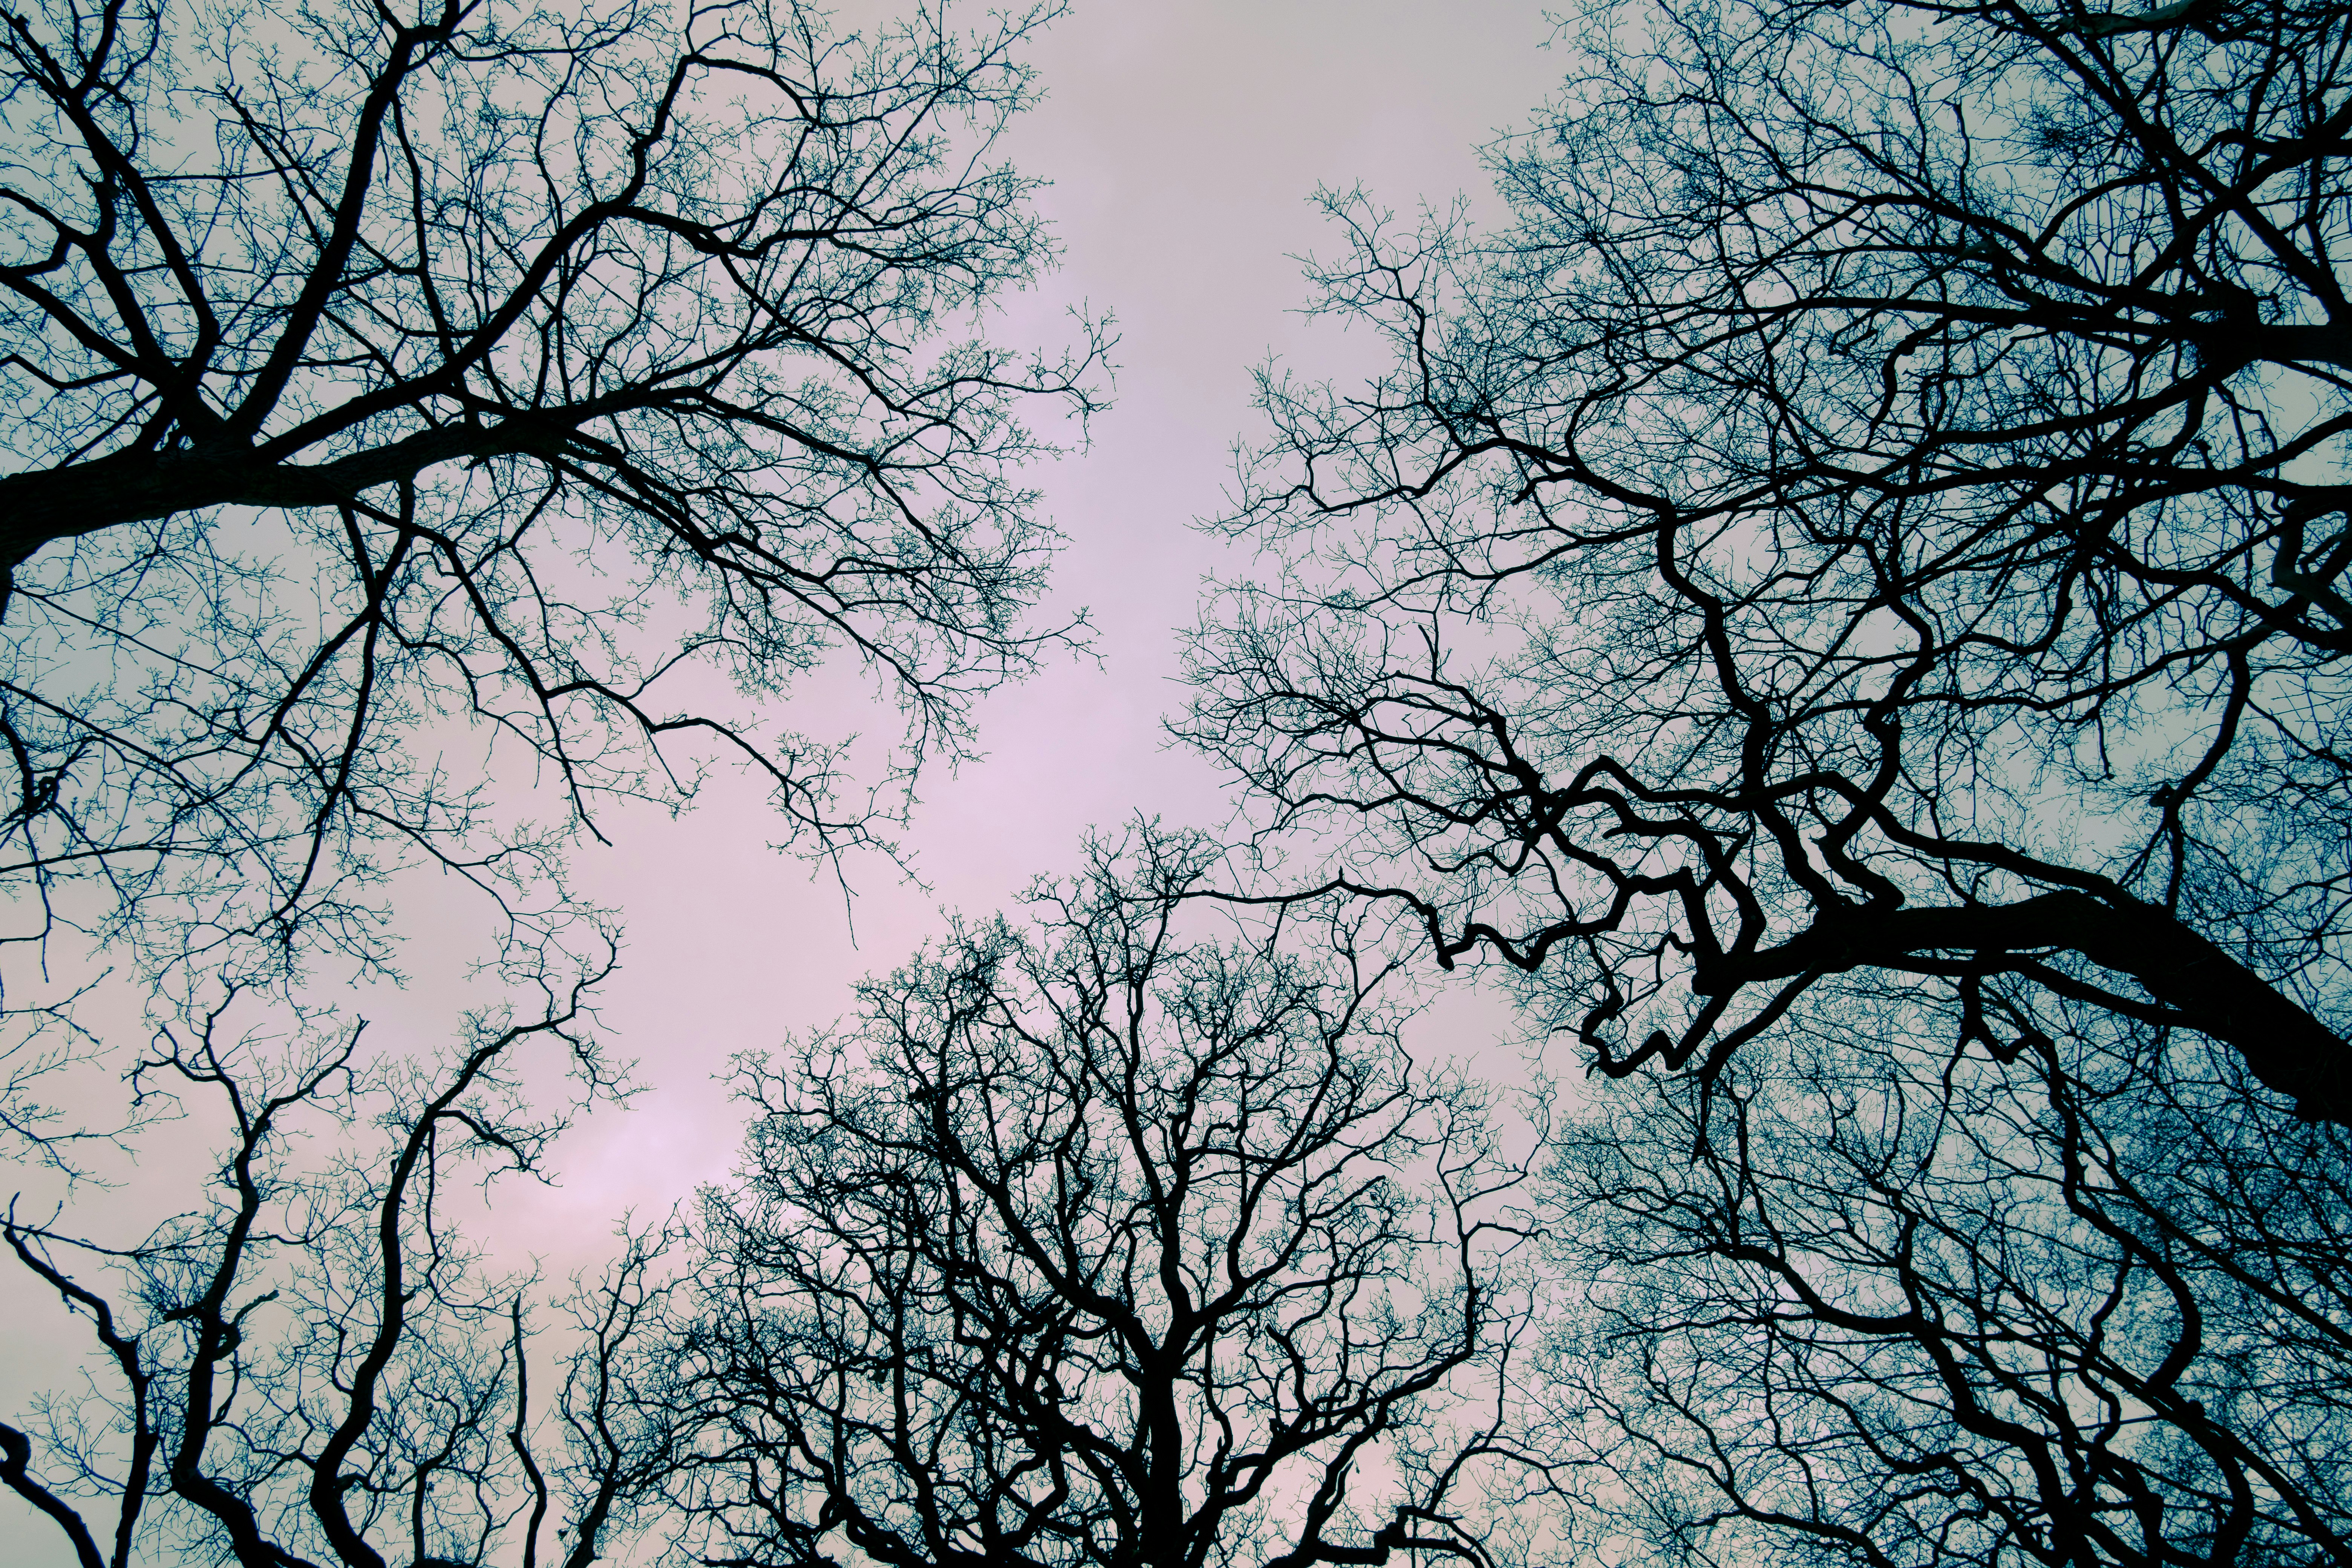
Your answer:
1532,994 -> 2352,1567
664,830 -> 1541,1568
1182,0 -> 2352,1123
0,0 -> 1104,1015
0,948 -> 692,1568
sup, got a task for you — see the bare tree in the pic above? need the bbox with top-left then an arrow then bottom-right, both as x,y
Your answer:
1531,994 -> 2352,1567
0,0 -> 1105,1008
0,949 -> 694,1568
662,829 -> 1540,1568
1180,0 -> 2352,1122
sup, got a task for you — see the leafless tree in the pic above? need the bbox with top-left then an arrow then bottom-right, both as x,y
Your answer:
1531,993 -> 2352,1567
0,0 -> 1105,1015
1180,0 -> 2352,1123
0,948 -> 694,1568
661,829 -> 1541,1568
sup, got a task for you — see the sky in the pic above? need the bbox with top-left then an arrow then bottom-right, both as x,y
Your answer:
0,3 -> 1568,1558
513,0 -> 1568,1227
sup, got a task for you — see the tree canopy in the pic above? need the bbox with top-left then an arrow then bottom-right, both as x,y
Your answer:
663,833 -> 1537,1568
0,0 -> 1103,1010
1538,990 -> 2352,1566
1171,0 -> 2352,1560
1183,0 -> 2352,1124
7,0 -> 2352,1566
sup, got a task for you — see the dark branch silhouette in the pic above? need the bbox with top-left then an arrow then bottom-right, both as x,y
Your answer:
662,828 -> 1540,1568
1182,0 -> 2352,1123
0,946 -> 694,1568
0,0 -> 1106,1019
1534,988 -> 2352,1566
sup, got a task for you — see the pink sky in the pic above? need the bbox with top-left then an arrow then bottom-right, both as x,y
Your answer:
485,0 -> 1566,1234
2,5 -> 1562,1559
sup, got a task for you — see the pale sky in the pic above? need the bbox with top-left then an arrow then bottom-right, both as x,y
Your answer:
519,0 -> 1565,1227
1,5 -> 1566,1559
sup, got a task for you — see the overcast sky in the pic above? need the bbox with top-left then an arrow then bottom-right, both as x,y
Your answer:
2,6 -> 1567,1558
481,0 -> 1570,1235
